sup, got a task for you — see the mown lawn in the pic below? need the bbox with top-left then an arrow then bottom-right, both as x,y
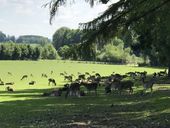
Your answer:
0,60 -> 169,128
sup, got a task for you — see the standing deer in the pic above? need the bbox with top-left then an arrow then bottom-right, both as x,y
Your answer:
111,79 -> 134,95
48,78 -> 56,86
65,82 -> 81,98
142,77 -> 156,92
21,75 -> 28,80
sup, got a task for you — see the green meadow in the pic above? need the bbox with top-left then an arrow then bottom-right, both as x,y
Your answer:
0,60 -> 170,128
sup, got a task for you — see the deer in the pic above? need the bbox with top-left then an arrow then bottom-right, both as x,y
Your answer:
6,86 -> 14,92
21,75 -> 28,80
29,81 -> 36,85
65,82 -> 81,98
5,82 -> 15,85
158,69 -> 167,77
0,78 -> 4,85
64,75 -> 73,82
81,79 -> 100,95
50,70 -> 54,75
7,72 -> 12,76
111,79 -> 134,95
78,74 -> 86,80
48,78 -> 56,86
42,73 -> 48,78
142,77 -> 156,93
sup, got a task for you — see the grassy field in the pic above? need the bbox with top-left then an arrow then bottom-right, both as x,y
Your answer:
0,60 -> 170,128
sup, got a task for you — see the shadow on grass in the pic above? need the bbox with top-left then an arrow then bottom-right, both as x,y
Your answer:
0,88 -> 170,128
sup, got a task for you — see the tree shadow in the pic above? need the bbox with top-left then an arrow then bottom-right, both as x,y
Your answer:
0,88 -> 170,128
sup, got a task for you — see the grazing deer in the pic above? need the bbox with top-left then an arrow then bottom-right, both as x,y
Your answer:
60,73 -> 65,76
29,81 -> 36,85
42,73 -> 48,78
112,79 -> 134,95
5,82 -> 14,85
85,72 -> 90,76
8,72 -> 12,76
48,78 -> 56,86
21,75 -> 28,80
64,75 -> 73,82
78,74 -> 86,80
65,82 -> 81,98
6,86 -> 14,92
142,77 -> 156,92
158,69 -> 167,77
95,73 -> 101,77
81,81 -> 99,95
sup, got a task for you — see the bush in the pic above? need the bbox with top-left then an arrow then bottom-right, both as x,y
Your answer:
96,38 -> 144,64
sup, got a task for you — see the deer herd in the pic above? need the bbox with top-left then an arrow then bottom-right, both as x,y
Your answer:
0,69 -> 168,98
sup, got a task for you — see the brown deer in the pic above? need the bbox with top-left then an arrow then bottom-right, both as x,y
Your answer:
42,73 -> 48,78
21,75 -> 28,80
8,72 -> 12,76
6,86 -> 14,92
142,77 -> 156,92
65,82 -> 81,98
111,79 -> 134,95
81,80 -> 99,95
48,78 -> 56,86
64,75 -> 73,82
0,79 -> 4,85
29,81 -> 36,85
5,82 -> 15,85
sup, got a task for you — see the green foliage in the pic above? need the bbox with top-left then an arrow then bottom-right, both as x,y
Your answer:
58,43 -> 96,61
58,45 -> 71,59
16,35 -> 51,45
0,42 -> 59,60
96,38 -> 143,64
52,27 -> 82,49
40,44 -> 60,60
48,0 -> 170,76
0,31 -> 6,42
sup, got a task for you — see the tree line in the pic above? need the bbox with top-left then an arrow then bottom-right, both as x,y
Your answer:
0,42 -> 59,60
0,31 -> 51,44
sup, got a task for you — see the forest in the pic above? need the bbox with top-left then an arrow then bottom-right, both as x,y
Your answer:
0,0 -> 170,128
0,28 -> 149,66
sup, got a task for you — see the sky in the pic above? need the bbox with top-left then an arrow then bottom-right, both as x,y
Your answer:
0,0 -> 118,39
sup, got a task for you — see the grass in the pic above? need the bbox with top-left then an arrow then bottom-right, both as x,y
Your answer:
0,60 -> 170,128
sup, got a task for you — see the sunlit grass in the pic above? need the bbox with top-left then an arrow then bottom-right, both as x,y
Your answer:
0,60 -> 169,128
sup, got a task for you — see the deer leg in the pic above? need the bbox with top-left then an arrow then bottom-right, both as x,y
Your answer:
130,87 -> 133,94
48,81 -> 51,86
151,87 -> 153,92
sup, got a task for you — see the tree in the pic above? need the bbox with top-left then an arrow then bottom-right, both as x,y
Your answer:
53,27 -> 82,49
20,44 -> 29,60
12,45 -> 21,60
32,47 -> 41,60
48,0 -> 170,76
16,35 -> 51,44
0,31 -> 6,42
58,45 -> 71,59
